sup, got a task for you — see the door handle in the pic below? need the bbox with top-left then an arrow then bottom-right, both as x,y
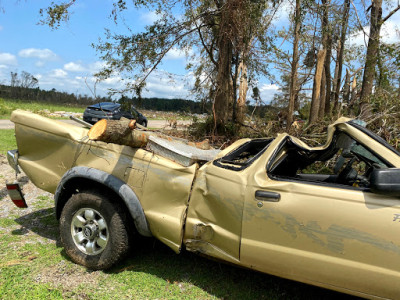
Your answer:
255,190 -> 280,202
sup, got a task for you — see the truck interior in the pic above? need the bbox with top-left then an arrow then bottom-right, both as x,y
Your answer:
268,131 -> 390,188
213,138 -> 274,171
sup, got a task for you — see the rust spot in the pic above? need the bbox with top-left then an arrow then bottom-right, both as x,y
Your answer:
193,223 -> 214,241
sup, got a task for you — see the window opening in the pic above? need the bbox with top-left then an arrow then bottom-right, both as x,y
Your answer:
214,138 -> 273,171
268,132 -> 390,188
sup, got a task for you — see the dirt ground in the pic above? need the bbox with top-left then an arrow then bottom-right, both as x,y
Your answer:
0,155 -> 105,292
0,155 -> 52,219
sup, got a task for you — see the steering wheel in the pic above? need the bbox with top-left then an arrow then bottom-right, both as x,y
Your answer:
336,157 -> 358,185
336,156 -> 369,186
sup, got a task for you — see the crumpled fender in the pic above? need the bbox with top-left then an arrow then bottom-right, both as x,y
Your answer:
54,166 -> 152,237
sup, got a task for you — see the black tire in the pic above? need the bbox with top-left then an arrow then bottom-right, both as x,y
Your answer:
142,121 -> 148,127
60,191 -> 130,270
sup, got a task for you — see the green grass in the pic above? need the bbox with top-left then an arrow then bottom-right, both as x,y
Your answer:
0,199 -> 355,300
0,98 -> 85,119
0,129 -> 16,155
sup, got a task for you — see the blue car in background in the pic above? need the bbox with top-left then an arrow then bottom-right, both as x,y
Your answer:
83,102 -> 148,127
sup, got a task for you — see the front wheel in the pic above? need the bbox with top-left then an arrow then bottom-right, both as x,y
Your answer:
60,191 -> 130,270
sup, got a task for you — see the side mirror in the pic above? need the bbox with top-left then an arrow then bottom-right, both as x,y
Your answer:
370,168 -> 400,197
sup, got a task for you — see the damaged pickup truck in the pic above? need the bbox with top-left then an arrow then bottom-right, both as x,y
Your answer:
6,110 -> 400,299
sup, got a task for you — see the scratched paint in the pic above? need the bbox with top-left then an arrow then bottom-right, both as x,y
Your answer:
247,203 -> 400,255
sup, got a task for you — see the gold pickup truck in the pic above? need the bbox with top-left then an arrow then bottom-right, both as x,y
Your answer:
6,110 -> 400,299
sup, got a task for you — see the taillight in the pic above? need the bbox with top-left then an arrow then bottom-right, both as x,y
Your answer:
6,183 -> 28,208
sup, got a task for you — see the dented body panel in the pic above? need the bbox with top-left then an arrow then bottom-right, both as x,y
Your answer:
9,111 -> 400,298
12,110 -> 196,252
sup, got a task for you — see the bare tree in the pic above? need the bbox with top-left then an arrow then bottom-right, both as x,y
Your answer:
20,71 -> 39,89
359,0 -> 400,118
287,0 -> 301,127
332,0 -> 350,113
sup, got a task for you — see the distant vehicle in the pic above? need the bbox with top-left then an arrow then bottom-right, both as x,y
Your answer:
83,102 -> 148,127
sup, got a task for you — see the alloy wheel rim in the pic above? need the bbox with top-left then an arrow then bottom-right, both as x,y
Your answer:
71,208 -> 109,255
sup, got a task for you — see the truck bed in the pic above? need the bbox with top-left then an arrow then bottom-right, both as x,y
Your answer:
11,110 -> 198,252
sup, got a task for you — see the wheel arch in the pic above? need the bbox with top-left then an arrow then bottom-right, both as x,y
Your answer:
55,166 -> 152,237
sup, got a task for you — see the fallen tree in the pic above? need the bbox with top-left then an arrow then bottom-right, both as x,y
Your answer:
88,119 -> 152,148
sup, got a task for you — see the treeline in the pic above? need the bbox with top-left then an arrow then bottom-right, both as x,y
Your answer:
126,96 -> 276,118
0,84 -> 108,106
0,82 -> 277,117
130,97 -> 207,114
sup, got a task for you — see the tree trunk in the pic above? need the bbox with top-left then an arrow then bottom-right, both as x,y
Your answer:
333,0 -> 350,112
287,0 -> 301,127
320,0 -> 331,118
213,6 -> 234,130
348,75 -> 358,111
309,48 -> 327,123
324,34 -> 332,115
343,69 -> 350,103
332,40 -> 340,105
319,68 -> 327,119
88,119 -> 151,148
359,0 -> 383,118
232,53 -> 239,122
236,60 -> 248,124
310,0 -> 331,123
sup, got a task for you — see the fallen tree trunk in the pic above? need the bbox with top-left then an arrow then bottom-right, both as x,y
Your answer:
88,118 -> 214,153
88,119 -> 151,148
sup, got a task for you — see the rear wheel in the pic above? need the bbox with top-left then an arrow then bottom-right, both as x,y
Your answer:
60,191 -> 130,270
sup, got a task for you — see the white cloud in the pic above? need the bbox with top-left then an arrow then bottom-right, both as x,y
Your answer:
165,48 -> 192,60
143,71 -> 190,99
103,76 -> 123,85
0,25 -> 3,31
88,61 -> 107,73
0,52 -> 17,65
25,66 -> 193,100
350,21 -> 400,47
259,83 -> 280,103
349,29 -> 368,47
140,11 -> 161,24
35,61 -> 45,67
18,48 -> 57,60
0,64 -> 8,69
381,20 -> 400,44
273,1 -> 291,28
50,69 -> 68,78
64,62 -> 86,72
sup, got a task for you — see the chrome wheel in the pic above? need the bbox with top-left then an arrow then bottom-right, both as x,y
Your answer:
71,208 -> 109,255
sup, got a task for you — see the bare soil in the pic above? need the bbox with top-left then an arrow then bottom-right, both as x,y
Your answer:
0,155 -> 52,220
0,155 -> 103,294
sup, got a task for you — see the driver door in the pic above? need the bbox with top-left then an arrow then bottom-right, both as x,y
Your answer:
240,136 -> 400,298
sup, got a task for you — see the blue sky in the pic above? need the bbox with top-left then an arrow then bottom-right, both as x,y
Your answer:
0,1 -> 399,103
0,1 -> 197,99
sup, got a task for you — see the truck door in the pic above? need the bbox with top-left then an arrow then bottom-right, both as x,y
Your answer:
183,139 -> 273,264
240,134 -> 400,298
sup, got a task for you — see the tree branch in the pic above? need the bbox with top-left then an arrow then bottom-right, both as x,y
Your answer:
382,5 -> 400,24
135,27 -> 198,88
196,24 -> 218,66
350,0 -> 369,46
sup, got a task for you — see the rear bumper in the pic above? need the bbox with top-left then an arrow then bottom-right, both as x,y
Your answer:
7,149 -> 20,174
